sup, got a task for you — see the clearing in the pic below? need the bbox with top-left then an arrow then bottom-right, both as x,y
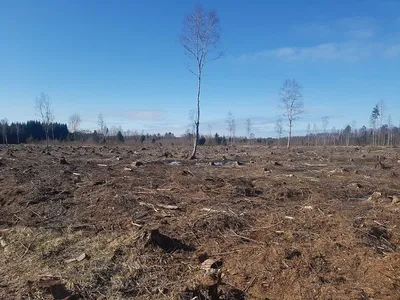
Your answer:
0,144 -> 399,299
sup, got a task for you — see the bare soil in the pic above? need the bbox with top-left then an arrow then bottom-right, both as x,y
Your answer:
0,143 -> 399,300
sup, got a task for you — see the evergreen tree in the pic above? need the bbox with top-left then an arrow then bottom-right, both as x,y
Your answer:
117,131 -> 125,143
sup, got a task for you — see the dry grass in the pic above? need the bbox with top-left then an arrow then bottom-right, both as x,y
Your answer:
1,144 -> 400,299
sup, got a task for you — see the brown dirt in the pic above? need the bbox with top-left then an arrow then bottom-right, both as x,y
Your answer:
0,144 -> 399,299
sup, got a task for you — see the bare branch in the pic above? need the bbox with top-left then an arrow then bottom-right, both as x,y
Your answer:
179,4 -> 222,159
97,113 -> 107,135
279,79 -> 304,148
245,118 -> 253,140
226,111 -> 236,145
68,113 -> 82,133
35,92 -> 54,147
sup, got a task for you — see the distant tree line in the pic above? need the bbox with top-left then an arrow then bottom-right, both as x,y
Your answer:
304,124 -> 399,147
1,100 -> 397,148
271,123 -> 399,148
3,118 -> 399,148
92,131 -> 178,144
0,120 -> 68,144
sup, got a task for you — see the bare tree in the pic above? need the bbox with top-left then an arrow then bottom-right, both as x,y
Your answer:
250,133 -> 255,140
351,120 -> 357,144
109,126 -> 119,137
387,115 -> 393,146
180,4 -> 222,159
207,124 -> 212,139
68,113 -> 82,139
322,116 -> 329,146
313,123 -> 319,146
344,125 -> 351,146
35,92 -> 54,148
50,115 -> 55,140
306,123 -> 311,146
0,118 -> 8,144
378,100 -> 385,145
331,127 -> 337,146
226,111 -> 235,145
279,79 -> 304,148
275,118 -> 283,147
245,118 -> 253,143
98,113 -> 107,136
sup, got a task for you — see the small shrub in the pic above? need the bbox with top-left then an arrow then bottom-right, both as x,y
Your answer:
116,131 -> 125,143
199,135 -> 206,145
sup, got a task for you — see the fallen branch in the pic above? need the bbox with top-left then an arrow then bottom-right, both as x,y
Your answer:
20,234 -> 40,259
244,277 -> 256,292
201,208 -> 227,213
229,230 -> 266,245
373,220 -> 385,227
304,163 -> 328,167
27,208 -> 42,219
156,203 -> 179,210
138,201 -> 158,212
136,188 -> 173,195
138,201 -> 179,211
131,221 -> 143,228
13,214 -> 23,221
212,249 -> 242,256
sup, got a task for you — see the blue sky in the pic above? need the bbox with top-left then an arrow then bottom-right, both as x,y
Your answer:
1,0 -> 399,137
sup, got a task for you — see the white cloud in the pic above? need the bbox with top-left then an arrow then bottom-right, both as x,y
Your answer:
384,44 -> 400,57
294,17 -> 378,40
238,41 -> 381,62
347,29 -> 376,39
337,17 -> 378,39
275,47 -> 297,58
267,17 -> 390,63
124,110 -> 165,120
292,23 -> 333,38
298,43 -> 340,60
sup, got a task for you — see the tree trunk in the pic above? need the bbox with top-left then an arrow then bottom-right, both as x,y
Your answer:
390,130 -> 393,147
287,120 -> 292,148
386,131 -> 389,147
190,74 -> 201,159
377,129 -> 380,146
45,126 -> 49,149
372,130 -> 375,147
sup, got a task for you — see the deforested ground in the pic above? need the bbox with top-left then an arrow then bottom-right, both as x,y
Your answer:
0,143 -> 399,300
